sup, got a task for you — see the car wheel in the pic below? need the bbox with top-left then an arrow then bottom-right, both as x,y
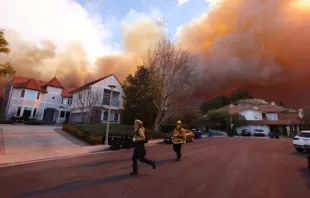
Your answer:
296,148 -> 304,152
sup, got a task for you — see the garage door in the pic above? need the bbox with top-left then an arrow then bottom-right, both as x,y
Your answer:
70,113 -> 82,123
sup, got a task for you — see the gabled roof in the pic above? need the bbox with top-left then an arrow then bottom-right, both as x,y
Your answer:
62,88 -> 76,97
69,74 -> 121,94
11,76 -> 74,96
228,105 -> 281,114
13,78 -> 47,93
43,77 -> 64,88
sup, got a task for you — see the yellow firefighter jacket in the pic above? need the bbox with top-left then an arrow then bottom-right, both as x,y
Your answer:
173,127 -> 186,144
135,127 -> 146,143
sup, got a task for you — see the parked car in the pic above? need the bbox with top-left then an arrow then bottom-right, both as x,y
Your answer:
293,131 -> 310,152
192,128 -> 203,139
160,124 -> 195,144
254,129 -> 265,137
241,129 -> 251,136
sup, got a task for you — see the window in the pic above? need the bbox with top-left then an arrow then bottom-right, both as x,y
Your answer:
26,90 -> 36,100
36,92 -> 40,100
114,112 -> 119,122
33,108 -> 37,117
60,111 -> 65,118
102,89 -> 111,105
52,96 -> 55,99
68,99 -> 72,105
78,93 -> 82,99
62,98 -> 68,105
21,90 -> 25,97
17,107 -> 22,116
103,111 -> 108,121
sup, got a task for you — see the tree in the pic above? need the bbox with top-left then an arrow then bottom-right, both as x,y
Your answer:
122,66 -> 158,128
230,90 -> 253,102
167,108 -> 202,128
207,109 -> 230,131
73,89 -> 103,124
200,95 -> 230,114
144,38 -> 197,130
231,113 -> 247,129
279,101 -> 285,107
0,30 -> 13,76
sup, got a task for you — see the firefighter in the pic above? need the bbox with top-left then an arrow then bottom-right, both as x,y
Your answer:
130,119 -> 156,176
172,120 -> 186,161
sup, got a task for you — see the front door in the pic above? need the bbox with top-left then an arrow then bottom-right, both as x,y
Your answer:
43,108 -> 55,125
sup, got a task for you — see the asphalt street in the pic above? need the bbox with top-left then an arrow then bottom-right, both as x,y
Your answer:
0,137 -> 309,198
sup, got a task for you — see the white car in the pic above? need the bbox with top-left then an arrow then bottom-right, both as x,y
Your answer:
293,131 -> 310,152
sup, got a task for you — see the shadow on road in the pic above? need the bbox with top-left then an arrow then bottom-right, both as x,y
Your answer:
290,151 -> 307,159
120,159 -> 175,170
72,159 -> 129,168
299,167 -> 310,190
14,174 -> 147,198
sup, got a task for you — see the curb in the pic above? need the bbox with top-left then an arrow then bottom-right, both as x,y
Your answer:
0,150 -> 113,168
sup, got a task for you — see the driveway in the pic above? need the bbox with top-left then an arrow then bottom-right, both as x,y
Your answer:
1,138 -> 309,198
0,124 -> 89,164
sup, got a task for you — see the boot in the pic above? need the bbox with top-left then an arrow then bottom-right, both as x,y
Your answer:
152,161 -> 156,169
130,171 -> 138,176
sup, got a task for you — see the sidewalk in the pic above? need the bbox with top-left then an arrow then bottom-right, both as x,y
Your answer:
0,139 -> 162,167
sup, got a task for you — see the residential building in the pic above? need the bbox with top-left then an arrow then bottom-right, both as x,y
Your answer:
2,72 -> 75,124
227,103 -> 301,136
69,74 -> 123,124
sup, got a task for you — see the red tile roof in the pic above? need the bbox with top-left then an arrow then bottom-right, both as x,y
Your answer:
62,88 -> 76,97
11,76 -> 74,97
69,74 -> 121,94
43,77 -> 63,88
229,105 -> 281,114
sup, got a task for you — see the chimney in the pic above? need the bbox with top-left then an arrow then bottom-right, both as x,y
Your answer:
271,101 -> 275,105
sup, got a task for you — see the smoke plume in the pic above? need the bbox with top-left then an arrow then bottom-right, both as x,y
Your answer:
178,0 -> 310,108
1,0 -> 310,108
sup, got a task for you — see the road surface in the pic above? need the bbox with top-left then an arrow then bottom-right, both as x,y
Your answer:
0,138 -> 309,198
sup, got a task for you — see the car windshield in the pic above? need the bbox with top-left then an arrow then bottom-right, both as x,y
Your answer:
159,125 -> 190,133
255,129 -> 264,132
298,132 -> 310,138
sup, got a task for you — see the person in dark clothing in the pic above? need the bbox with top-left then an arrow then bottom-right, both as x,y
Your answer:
172,120 -> 186,161
130,119 -> 156,176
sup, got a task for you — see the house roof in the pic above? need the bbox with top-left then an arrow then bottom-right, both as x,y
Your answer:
12,76 -> 74,97
69,74 -> 121,94
228,105 -> 282,114
61,88 -> 76,97
43,77 -> 64,88
13,77 -> 47,93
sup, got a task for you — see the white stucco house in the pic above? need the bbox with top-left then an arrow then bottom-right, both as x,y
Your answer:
2,73 -> 75,124
228,104 -> 301,136
69,74 -> 123,124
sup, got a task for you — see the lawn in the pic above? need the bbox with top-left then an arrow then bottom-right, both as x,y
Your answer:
65,123 -> 163,140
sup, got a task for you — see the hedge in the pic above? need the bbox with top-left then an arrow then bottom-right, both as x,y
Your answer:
0,120 -> 15,124
62,123 -> 163,145
62,124 -> 102,145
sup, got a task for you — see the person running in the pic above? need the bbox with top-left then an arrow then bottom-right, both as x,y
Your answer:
172,120 -> 186,161
130,119 -> 156,176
